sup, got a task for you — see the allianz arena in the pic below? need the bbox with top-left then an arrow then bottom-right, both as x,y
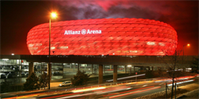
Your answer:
27,18 -> 177,55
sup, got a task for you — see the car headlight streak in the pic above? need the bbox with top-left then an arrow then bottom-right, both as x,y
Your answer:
72,87 -> 106,93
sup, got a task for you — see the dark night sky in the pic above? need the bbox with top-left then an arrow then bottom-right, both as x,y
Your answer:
1,0 -> 198,55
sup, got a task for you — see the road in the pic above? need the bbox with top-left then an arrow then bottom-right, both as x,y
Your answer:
1,76 -> 198,99
38,78 -> 198,99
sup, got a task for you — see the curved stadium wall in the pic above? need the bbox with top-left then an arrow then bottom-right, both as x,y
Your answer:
27,18 -> 177,55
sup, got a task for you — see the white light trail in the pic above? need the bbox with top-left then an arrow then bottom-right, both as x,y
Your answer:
106,74 -> 145,82
168,79 -> 194,86
72,87 -> 106,93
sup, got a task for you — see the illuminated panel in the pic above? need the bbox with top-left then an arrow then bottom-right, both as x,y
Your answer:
27,18 -> 177,55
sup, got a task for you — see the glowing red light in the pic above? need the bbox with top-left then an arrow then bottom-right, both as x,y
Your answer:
27,18 -> 177,55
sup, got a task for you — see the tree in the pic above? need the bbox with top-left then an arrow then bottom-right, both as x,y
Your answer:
160,50 -> 182,99
71,70 -> 90,86
23,73 -> 40,91
39,73 -> 49,89
190,57 -> 198,73
168,51 -> 180,99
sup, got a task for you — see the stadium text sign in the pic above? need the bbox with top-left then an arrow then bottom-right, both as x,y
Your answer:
64,29 -> 102,35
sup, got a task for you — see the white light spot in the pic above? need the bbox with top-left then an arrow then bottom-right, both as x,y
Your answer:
2,58 -> 9,61
127,65 -> 132,67
159,42 -> 165,46
51,47 -> 55,50
147,42 -> 155,45
133,50 -> 138,53
60,46 -> 68,49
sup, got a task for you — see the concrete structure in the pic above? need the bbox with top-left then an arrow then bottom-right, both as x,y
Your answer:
98,64 -> 103,84
28,62 -> 34,77
0,55 -> 196,84
113,65 -> 117,82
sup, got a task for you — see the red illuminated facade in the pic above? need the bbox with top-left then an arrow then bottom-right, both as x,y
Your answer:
27,18 -> 177,55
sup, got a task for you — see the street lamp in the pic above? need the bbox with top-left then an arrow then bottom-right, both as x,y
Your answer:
182,43 -> 190,72
11,53 -> 14,56
183,43 -> 190,56
48,12 -> 57,89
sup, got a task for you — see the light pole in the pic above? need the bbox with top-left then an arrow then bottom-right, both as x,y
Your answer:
183,44 -> 190,56
182,43 -> 190,72
48,12 -> 57,89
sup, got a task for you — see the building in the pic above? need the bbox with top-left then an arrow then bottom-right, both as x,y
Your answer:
0,55 -> 196,84
27,18 -> 177,55
0,18 -> 183,84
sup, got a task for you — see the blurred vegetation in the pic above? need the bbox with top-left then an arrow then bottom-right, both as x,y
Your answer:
23,73 -> 40,91
71,70 -> 90,86
39,73 -> 49,89
23,72 -> 49,91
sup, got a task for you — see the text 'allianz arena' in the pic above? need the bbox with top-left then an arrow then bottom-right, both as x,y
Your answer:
27,18 -> 177,55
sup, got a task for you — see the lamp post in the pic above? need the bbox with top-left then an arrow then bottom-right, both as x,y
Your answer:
183,44 -> 190,56
11,53 -> 14,56
48,12 -> 57,89
182,44 -> 190,72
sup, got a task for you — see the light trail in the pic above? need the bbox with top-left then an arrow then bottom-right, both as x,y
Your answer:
94,86 -> 132,94
4,93 -> 40,99
40,92 -> 83,99
154,76 -> 195,83
109,86 -> 161,98
119,86 -> 155,94
102,86 -> 155,97
106,74 -> 145,82
3,75 -> 197,99
72,87 -> 106,93
56,93 -> 94,99
167,79 -> 194,86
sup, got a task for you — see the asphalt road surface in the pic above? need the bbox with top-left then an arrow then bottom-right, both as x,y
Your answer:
1,76 -> 198,99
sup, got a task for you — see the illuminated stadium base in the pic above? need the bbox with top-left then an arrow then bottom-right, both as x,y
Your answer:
27,18 -> 177,55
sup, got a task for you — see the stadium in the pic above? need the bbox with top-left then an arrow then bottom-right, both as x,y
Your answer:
1,18 -> 196,85
27,18 -> 178,56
